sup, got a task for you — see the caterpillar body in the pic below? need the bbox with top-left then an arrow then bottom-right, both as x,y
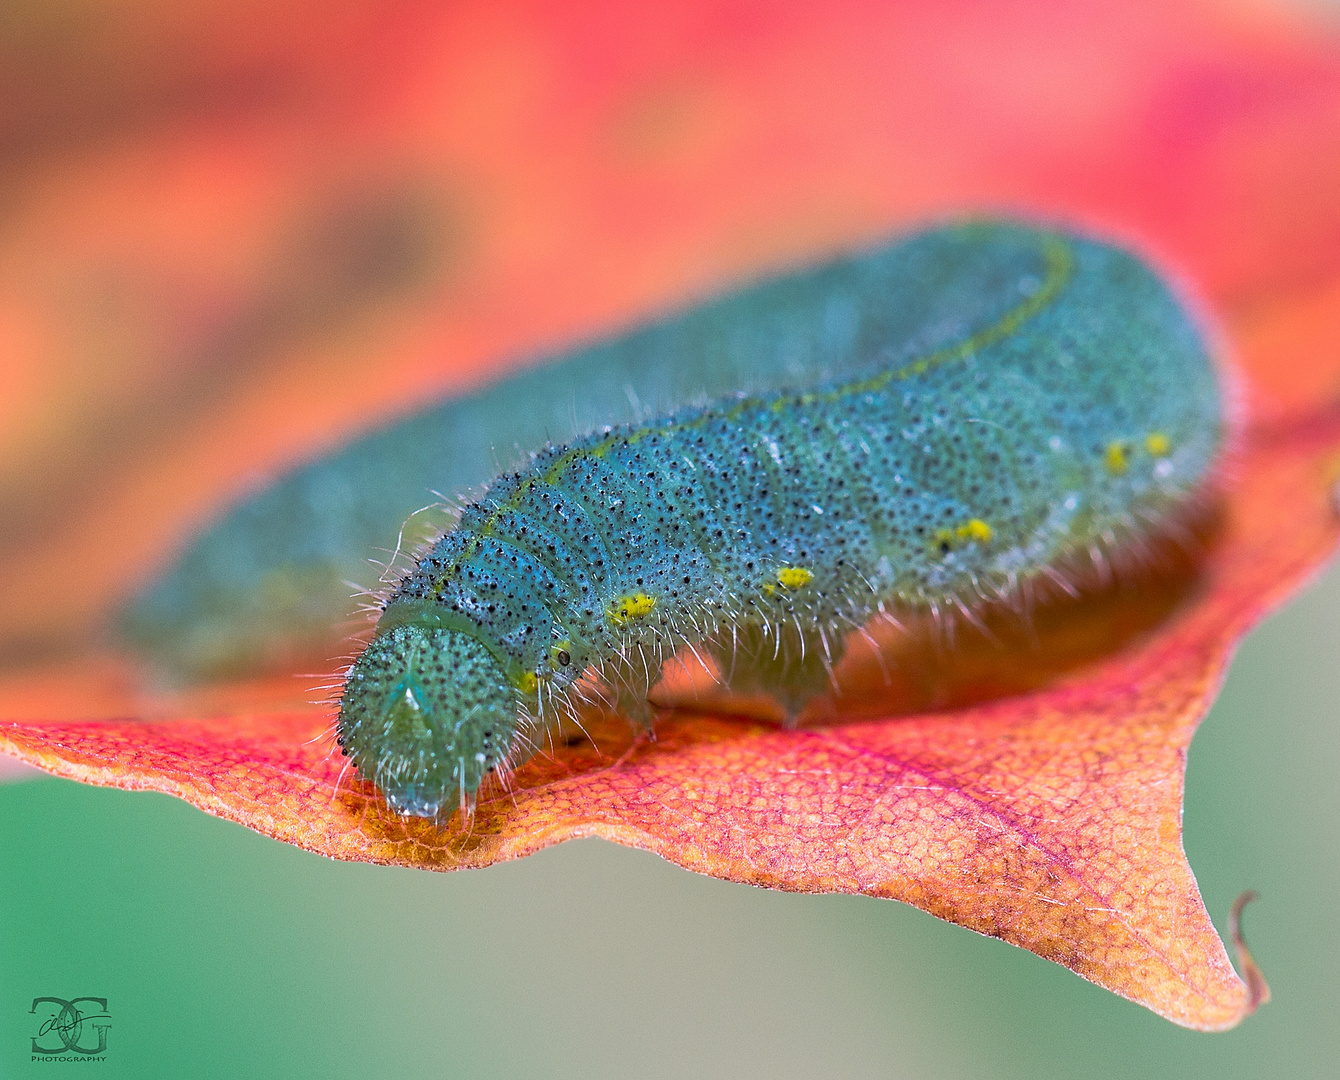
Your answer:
337,221 -> 1223,820
124,219 -> 1113,678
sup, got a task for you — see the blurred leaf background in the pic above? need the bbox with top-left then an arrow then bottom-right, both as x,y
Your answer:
1,0 -> 1339,1075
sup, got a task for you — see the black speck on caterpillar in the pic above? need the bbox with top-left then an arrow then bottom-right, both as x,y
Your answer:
335,220 -> 1224,821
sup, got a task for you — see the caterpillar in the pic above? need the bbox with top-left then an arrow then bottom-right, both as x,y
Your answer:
123,219 -> 1103,678
335,221 -> 1224,820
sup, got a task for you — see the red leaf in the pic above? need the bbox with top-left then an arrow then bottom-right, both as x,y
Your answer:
2,0 -> 1339,1030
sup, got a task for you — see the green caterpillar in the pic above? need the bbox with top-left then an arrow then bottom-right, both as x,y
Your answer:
334,221 -> 1223,820
125,221 -> 1116,678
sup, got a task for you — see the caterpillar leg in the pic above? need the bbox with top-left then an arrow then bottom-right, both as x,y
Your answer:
713,621 -> 847,727
600,648 -> 659,731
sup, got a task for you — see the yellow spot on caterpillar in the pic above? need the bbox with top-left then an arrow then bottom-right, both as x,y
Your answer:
936,518 -> 994,554
1105,441 -> 1129,475
1145,432 -> 1171,457
516,671 -> 540,695
956,518 -> 993,543
607,592 -> 657,624
776,566 -> 814,589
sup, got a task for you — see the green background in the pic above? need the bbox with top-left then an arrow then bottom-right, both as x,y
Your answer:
2,560 -> 1337,1079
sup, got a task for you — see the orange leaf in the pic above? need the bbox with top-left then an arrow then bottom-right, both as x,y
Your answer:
2,0 -> 1340,1032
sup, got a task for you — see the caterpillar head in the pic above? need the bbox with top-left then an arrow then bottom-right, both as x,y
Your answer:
337,623 -> 519,819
